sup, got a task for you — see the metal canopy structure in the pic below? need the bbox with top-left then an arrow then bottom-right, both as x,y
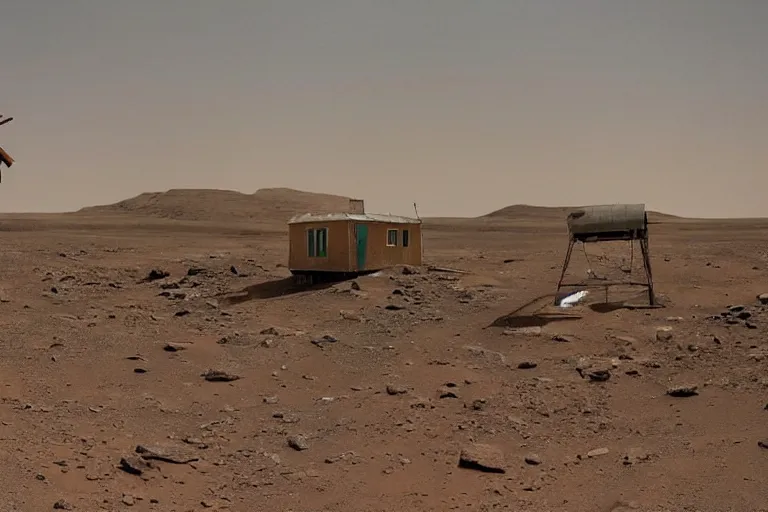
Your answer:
0,114 -> 15,183
555,204 -> 656,306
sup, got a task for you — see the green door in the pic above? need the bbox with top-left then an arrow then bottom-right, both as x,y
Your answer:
355,224 -> 368,270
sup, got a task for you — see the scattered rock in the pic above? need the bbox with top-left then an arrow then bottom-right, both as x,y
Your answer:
517,361 -> 537,370
385,304 -> 406,311
503,326 -> 542,336
325,451 -> 359,464
118,456 -> 155,476
121,494 -> 135,506
524,454 -> 542,465
287,434 -> 309,451
386,384 -> 408,395
655,327 -> 674,342
757,293 -> 768,305
587,447 -> 610,458
758,440 -> 768,449
552,334 -> 575,343
263,396 -> 279,404
458,444 -> 506,473
53,500 -> 74,510
201,369 -> 240,382
464,345 -> 506,365
471,398 -> 487,410
623,447 -> 651,465
260,326 -> 300,336
666,385 -> 698,397
439,388 -> 459,399
610,500 -> 643,511
586,369 -> 611,382
135,444 -> 199,464
143,269 -> 169,282
163,342 -> 190,352
174,310 -> 190,317
311,335 -> 338,347
340,310 -> 364,322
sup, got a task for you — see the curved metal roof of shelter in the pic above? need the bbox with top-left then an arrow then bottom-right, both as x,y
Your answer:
288,212 -> 422,225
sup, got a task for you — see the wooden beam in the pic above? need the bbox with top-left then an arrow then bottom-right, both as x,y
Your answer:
0,146 -> 14,168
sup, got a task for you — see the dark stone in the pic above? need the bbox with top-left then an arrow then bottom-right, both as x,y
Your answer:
386,384 -> 408,395
587,370 -> 611,382
135,444 -> 199,464
118,456 -> 154,476
666,385 -> 698,397
287,435 -> 309,451
524,454 -> 542,465
144,269 -> 169,282
311,335 -> 338,347
201,369 -> 240,382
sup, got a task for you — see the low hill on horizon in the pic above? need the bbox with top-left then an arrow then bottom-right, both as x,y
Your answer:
76,188 -> 354,223
74,188 -> 685,225
482,203 -> 681,222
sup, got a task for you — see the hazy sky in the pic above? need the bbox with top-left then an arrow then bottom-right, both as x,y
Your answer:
1,1 -> 766,217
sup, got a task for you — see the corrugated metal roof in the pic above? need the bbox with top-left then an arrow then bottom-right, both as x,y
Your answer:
288,212 -> 421,225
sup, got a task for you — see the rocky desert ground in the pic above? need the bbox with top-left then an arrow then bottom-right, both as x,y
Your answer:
1,188 -> 767,512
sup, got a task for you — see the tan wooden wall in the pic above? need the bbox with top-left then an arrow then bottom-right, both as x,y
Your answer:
288,220 -> 351,272
358,222 -> 422,271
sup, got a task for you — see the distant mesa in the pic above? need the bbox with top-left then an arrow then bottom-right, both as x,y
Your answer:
481,204 -> 679,222
76,188 -> 353,222
482,204 -> 575,219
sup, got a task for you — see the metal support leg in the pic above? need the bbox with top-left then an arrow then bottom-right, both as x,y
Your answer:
639,237 -> 656,305
554,239 -> 575,305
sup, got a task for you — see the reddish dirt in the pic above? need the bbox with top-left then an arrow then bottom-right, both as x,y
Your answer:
1,189 -> 768,511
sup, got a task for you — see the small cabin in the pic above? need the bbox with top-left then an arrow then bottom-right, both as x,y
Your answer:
288,211 -> 422,276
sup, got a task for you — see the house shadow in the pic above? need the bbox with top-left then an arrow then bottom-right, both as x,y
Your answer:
489,313 -> 582,329
588,302 -> 628,313
221,275 -> 350,305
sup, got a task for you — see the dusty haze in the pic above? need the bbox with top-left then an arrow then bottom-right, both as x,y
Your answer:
1,0 -> 766,218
